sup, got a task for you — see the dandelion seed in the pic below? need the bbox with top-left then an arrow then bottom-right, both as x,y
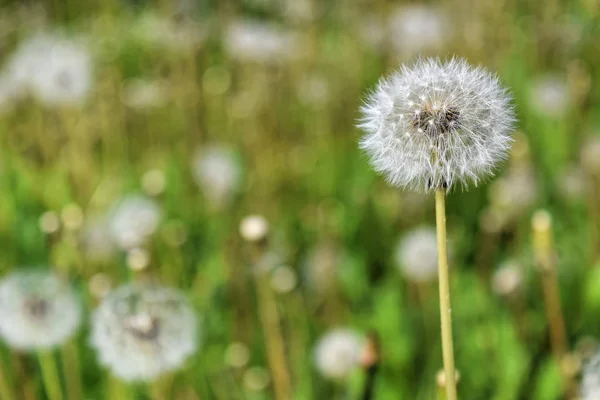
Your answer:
108,195 -> 162,250
359,58 -> 515,192
314,329 -> 364,380
192,145 -> 242,209
0,270 -> 81,350
90,283 -> 198,381
394,227 -> 441,283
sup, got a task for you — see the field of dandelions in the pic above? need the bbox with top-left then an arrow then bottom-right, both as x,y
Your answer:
0,0 -> 599,399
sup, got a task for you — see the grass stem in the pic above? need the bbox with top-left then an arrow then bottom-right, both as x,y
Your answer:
38,350 -> 64,400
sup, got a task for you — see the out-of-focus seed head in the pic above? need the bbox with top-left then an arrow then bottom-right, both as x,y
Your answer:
192,145 -> 242,209
580,350 -> 600,399
359,58 -> 515,193
387,5 -> 450,57
224,342 -> 250,368
0,270 -> 81,350
126,248 -> 150,271
239,215 -> 269,243
61,203 -> 84,231
224,19 -> 301,64
529,75 -> 570,117
394,227 -> 441,283
491,260 -> 523,298
88,273 -> 113,299
80,217 -> 117,262
108,195 -> 162,250
133,12 -> 206,51
314,328 -> 364,380
243,366 -> 270,391
121,79 -> 169,110
90,283 -> 198,382
556,166 -> 586,202
6,34 -> 93,106
304,242 -> 342,294
270,265 -> 297,294
141,169 -> 166,197
488,166 -> 538,218
39,211 -> 61,234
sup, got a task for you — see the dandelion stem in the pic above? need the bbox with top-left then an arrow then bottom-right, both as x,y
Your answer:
61,341 -> 82,400
531,211 -> 573,395
38,350 -> 64,400
0,355 -> 15,400
434,188 -> 457,400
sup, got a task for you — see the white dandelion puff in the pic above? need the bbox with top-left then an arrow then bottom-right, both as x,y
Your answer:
90,283 -> 198,381
192,146 -> 242,209
358,58 -> 516,193
6,33 -> 93,106
108,195 -> 162,250
394,227 -> 440,283
0,270 -> 81,350
314,328 -> 364,380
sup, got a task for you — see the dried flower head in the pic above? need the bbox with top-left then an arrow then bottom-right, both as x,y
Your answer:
394,226 -> 441,283
109,195 -> 162,250
90,283 -> 198,381
359,58 -> 515,192
314,328 -> 364,380
0,270 -> 81,350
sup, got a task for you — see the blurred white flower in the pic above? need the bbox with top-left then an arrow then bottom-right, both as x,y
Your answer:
193,146 -> 242,209
134,13 -> 206,51
394,227 -> 439,283
224,19 -> 301,63
556,166 -> 586,202
5,33 -> 93,106
359,58 -> 515,192
314,328 -> 364,380
529,75 -> 570,117
491,260 -> 523,297
0,270 -> 81,350
90,283 -> 198,381
387,5 -> 450,57
270,265 -> 297,294
581,350 -> 600,400
239,215 -> 269,243
109,195 -> 162,250
121,79 -> 169,109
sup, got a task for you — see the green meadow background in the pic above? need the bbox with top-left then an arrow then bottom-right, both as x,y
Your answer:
0,0 -> 599,399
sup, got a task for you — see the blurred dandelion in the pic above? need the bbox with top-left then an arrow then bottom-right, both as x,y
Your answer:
489,165 -> 538,219
394,227 -> 440,283
359,57 -> 515,192
224,20 -> 301,64
6,33 -> 93,106
529,75 -> 570,117
90,283 -> 198,381
0,270 -> 80,350
387,5 -> 450,58
80,217 -> 117,262
108,195 -> 162,250
121,79 -> 169,110
581,350 -> 600,400
192,146 -> 242,209
133,12 -> 206,51
304,241 -> 342,294
491,260 -> 523,298
314,328 -> 364,380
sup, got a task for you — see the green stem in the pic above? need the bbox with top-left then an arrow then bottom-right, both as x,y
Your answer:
61,341 -> 82,400
0,354 -> 15,400
435,188 -> 458,400
38,350 -> 64,400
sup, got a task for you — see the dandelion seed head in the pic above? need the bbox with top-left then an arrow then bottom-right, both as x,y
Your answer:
90,283 -> 198,381
0,270 -> 81,350
359,58 -> 515,193
239,215 -> 269,243
491,260 -> 523,297
581,350 -> 600,399
394,227 -> 440,283
192,146 -> 242,209
108,195 -> 162,250
314,329 -> 364,380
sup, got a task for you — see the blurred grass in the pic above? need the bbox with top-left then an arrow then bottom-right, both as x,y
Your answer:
0,0 -> 599,399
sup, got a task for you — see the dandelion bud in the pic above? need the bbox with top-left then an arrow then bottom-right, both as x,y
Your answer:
314,329 -> 364,380
0,270 -> 81,350
359,58 -> 515,192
